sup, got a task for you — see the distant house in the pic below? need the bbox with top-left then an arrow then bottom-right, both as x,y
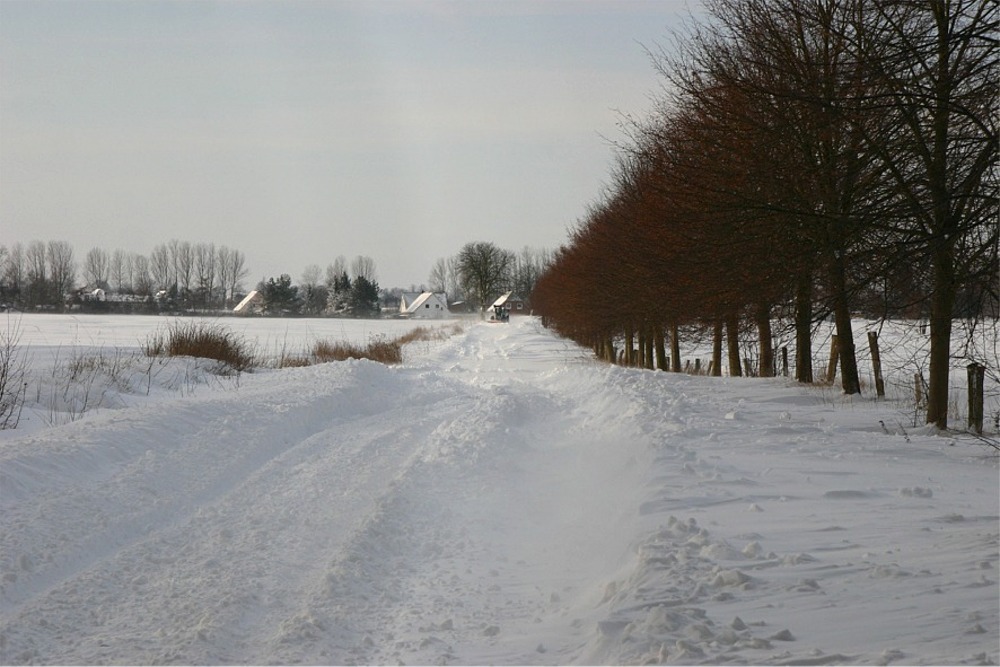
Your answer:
398,291 -> 424,315
402,291 -> 450,319
233,290 -> 263,315
490,291 -> 529,316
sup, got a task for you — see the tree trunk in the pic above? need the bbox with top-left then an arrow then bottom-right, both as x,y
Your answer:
795,273 -> 813,383
654,328 -> 668,371
926,244 -> 955,429
712,320 -> 723,377
624,327 -> 634,367
645,331 -> 655,370
830,252 -> 861,394
756,303 -> 774,378
670,322 -> 682,372
726,312 -> 742,377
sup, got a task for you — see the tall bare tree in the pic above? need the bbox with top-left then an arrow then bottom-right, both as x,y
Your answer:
457,241 -> 514,313
110,249 -> 130,293
428,258 -> 449,296
131,254 -> 152,297
216,246 -> 248,307
83,247 -> 110,288
350,255 -> 378,284
150,244 -> 171,292
194,242 -> 216,308
46,240 -> 75,307
2,243 -> 25,303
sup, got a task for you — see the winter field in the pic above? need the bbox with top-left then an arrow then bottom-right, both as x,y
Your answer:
0,313 -> 997,665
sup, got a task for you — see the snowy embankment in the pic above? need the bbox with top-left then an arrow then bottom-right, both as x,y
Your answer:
0,317 -> 997,665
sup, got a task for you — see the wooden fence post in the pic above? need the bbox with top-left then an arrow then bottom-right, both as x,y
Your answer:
868,331 -> 885,398
967,362 -> 985,435
826,335 -> 839,383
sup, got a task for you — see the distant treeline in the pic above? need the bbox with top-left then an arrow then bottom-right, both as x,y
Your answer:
0,240 -> 250,313
0,240 -> 555,318
532,0 -> 998,431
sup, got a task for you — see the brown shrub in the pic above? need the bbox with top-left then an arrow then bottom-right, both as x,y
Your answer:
144,320 -> 257,373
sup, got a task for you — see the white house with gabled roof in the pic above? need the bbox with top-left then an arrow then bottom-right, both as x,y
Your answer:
402,291 -> 450,319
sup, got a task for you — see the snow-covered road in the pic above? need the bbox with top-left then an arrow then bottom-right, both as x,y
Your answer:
1,318 -> 997,665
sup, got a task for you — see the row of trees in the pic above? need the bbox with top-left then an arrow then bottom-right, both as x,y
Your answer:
532,0 -> 998,429
0,240 -> 250,311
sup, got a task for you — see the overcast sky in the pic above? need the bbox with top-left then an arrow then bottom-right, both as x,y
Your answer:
1,0 -> 700,290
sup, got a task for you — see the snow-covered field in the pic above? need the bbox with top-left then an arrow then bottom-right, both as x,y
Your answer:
0,315 -> 997,665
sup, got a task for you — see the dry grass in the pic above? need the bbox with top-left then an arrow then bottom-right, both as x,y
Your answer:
144,321 -> 463,371
144,320 -> 257,373
310,336 -> 403,365
300,323 -> 464,368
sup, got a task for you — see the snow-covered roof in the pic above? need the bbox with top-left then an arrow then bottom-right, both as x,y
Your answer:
404,291 -> 448,314
491,291 -> 524,308
399,291 -> 423,312
233,290 -> 262,313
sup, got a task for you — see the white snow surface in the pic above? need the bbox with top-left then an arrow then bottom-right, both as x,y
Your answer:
1,316 -> 997,665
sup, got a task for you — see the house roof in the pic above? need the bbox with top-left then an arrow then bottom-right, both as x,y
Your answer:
404,291 -> 447,314
400,291 -> 423,309
491,291 -> 524,308
233,290 -> 262,313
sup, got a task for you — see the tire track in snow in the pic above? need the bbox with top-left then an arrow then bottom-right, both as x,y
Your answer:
258,322 -> 659,665
0,361 -> 473,664
1,320 -> 676,665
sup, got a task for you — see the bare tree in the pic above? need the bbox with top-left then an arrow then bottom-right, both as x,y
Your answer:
150,244 -> 171,292
512,246 -> 552,302
216,246 -> 248,307
83,247 -> 110,288
300,264 -> 327,315
301,264 -> 322,289
110,249 -> 129,293
132,254 -> 152,297
851,0 -> 998,428
350,255 -> 377,284
428,258 -> 449,296
447,256 -> 464,303
325,256 -> 348,290
46,240 -> 75,307
173,240 -> 194,298
194,242 -> 216,308
457,241 -> 514,313
2,243 -> 25,304
24,240 -> 49,283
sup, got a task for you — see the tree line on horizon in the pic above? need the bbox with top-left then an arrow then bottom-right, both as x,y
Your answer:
531,0 -> 998,430
0,239 -> 554,318
0,240 -> 251,313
